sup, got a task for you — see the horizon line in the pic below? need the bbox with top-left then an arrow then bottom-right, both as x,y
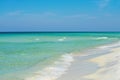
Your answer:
0,31 -> 120,33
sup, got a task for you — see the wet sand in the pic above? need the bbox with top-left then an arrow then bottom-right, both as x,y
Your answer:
57,47 -> 112,80
85,47 -> 120,80
56,40 -> 120,80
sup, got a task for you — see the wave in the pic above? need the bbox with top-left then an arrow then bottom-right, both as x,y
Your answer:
35,38 -> 40,41
58,37 -> 66,42
95,37 -> 108,40
98,41 -> 120,49
24,41 -> 120,80
79,41 -> 120,58
25,53 -> 74,80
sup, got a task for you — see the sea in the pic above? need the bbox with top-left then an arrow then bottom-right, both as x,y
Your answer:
0,32 -> 120,80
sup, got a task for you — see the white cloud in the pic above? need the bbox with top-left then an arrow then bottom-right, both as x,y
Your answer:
99,0 -> 110,9
42,12 -> 56,16
65,14 -> 96,19
104,13 -> 112,16
65,14 -> 88,18
17,12 -> 57,18
6,10 -> 23,16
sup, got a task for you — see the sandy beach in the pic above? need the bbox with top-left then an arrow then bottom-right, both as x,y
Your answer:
85,47 -> 120,80
0,0 -> 120,79
57,43 -> 120,80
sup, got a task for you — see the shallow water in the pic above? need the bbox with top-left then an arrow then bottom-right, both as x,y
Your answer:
0,32 -> 119,80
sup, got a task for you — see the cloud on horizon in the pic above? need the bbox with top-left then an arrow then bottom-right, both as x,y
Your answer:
6,10 -> 23,16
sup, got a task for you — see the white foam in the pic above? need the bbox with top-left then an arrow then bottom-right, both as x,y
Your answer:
58,37 -> 66,42
25,54 -> 74,80
95,37 -> 108,40
98,41 -> 120,49
35,38 -> 40,41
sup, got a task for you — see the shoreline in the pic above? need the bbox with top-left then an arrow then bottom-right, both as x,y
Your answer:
56,42 -> 120,80
1,41 -> 120,80
85,47 -> 120,80
24,41 -> 120,80
23,42 -> 120,80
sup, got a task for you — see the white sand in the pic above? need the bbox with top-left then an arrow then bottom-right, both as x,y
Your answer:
85,47 -> 120,80
56,41 -> 120,80
24,41 -> 120,80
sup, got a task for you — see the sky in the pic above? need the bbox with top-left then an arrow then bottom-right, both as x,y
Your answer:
0,0 -> 120,32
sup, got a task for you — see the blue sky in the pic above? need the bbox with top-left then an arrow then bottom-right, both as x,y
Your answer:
0,0 -> 120,31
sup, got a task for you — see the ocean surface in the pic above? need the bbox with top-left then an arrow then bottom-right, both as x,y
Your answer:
0,32 -> 120,80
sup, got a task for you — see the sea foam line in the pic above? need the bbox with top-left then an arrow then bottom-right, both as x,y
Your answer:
98,41 -> 120,49
58,37 -> 66,42
95,37 -> 108,40
25,54 -> 74,80
85,41 -> 120,80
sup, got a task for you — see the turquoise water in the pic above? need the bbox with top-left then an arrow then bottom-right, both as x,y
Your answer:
0,32 -> 120,79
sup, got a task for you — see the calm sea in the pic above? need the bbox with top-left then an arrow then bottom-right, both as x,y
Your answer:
0,32 -> 119,80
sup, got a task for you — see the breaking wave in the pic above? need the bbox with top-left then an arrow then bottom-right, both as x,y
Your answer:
25,54 -> 74,80
95,37 -> 108,40
58,37 -> 66,42
98,41 -> 120,49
